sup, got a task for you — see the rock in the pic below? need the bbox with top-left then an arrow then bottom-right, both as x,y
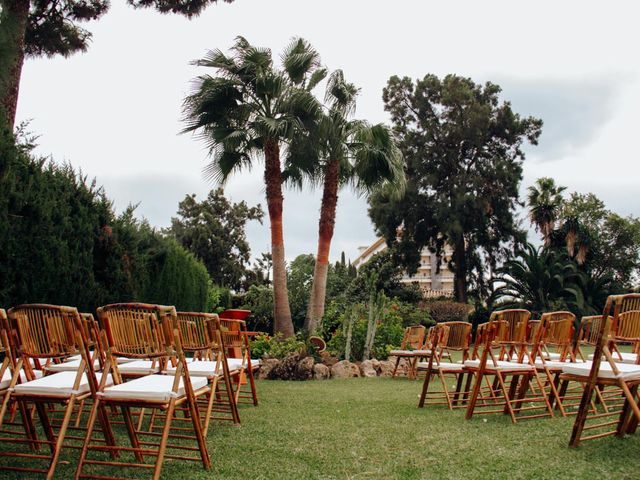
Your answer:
297,356 -> 315,380
377,360 -> 395,377
360,359 -> 377,378
370,359 -> 380,371
330,360 -> 361,379
269,353 -> 300,380
313,363 -> 330,380
320,351 -> 339,367
258,358 -> 281,380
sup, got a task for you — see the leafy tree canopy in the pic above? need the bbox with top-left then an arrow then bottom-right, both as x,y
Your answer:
168,188 -> 263,291
369,74 -> 542,302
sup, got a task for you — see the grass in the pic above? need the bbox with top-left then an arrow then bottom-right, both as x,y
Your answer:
4,376 -> 640,479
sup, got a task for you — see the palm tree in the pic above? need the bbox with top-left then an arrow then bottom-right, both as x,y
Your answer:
182,37 -> 325,337
527,177 -> 566,245
490,243 -> 581,317
287,70 -> 405,333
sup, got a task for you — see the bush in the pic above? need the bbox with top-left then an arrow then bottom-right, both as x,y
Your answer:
425,301 -> 470,323
249,333 -> 312,360
240,284 -> 274,333
326,306 -> 406,361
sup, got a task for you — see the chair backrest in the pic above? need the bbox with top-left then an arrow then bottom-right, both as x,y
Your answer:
219,316 -> 252,359
490,309 -> 531,344
578,315 -> 606,347
440,321 -> 471,352
401,325 -> 426,350
7,304 -> 97,385
526,320 -> 541,344
98,303 -> 176,360
615,310 -> 640,343
176,311 -> 224,359
8,304 -> 80,359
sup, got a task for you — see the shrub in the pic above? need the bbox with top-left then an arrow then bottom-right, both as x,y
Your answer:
240,284 -> 274,333
327,306 -> 405,361
249,333 -> 310,360
426,300 -> 470,323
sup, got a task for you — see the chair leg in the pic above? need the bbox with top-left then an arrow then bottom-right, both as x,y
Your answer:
246,366 -> 259,406
75,398 -> 102,480
121,406 -> 144,462
465,370 -> 483,420
152,399 -> 177,480
392,357 -> 400,378
35,402 -> 56,455
418,370 -> 433,408
495,373 -> 517,423
453,372 -> 465,407
46,396 -> 76,480
186,396 -> 211,470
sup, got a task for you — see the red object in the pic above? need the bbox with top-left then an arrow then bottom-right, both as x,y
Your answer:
219,309 -> 251,320
220,309 -> 252,359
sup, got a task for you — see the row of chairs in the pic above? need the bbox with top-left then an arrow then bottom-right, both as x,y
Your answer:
402,294 -> 640,447
0,303 -> 260,479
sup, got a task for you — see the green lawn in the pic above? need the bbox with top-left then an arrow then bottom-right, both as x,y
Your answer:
4,377 -> 640,479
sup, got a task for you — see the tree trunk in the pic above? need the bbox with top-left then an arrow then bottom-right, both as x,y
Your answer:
0,0 -> 29,129
264,138 -> 294,337
453,236 -> 468,303
304,158 -> 340,333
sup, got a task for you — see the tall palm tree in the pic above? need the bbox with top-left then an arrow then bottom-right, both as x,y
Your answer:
182,37 -> 325,337
527,177 -> 566,244
287,70 -> 405,333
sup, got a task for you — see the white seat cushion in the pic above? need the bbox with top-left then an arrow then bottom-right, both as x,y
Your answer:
227,358 -> 260,371
117,360 -> 160,375
67,353 -> 132,364
46,359 -> 101,373
464,359 -> 535,371
562,361 -> 640,380
101,375 -> 208,402
416,361 -> 464,371
389,350 -> 417,356
13,371 -> 111,397
412,349 -> 433,356
534,359 -> 573,369
0,369 -> 43,390
589,352 -> 639,364
166,361 -> 219,377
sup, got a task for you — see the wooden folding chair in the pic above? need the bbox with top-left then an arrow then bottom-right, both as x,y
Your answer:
528,311 -> 577,417
566,294 -> 640,446
76,303 -> 211,480
219,317 -> 260,406
174,311 -> 240,427
606,310 -> 640,364
464,309 -> 554,423
0,304 -> 113,479
575,315 -> 606,361
417,322 -> 472,409
390,325 -> 426,379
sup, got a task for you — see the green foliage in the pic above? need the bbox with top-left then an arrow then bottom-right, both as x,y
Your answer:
168,188 -> 263,290
327,304 -> 406,361
239,284 -> 275,333
287,254 -> 316,331
425,301 -> 470,323
326,299 -> 431,361
0,135 -> 212,312
347,250 -> 422,304
370,74 -> 541,302
490,243 -> 620,318
249,333 -> 307,360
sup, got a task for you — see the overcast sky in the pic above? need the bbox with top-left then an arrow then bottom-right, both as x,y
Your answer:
15,0 -> 640,263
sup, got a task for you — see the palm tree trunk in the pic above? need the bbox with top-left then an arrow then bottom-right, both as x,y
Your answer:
304,158 -> 339,334
0,0 -> 29,129
264,138 -> 294,337
453,236 -> 468,303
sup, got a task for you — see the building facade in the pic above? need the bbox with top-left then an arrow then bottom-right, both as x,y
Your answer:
353,238 -> 455,298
